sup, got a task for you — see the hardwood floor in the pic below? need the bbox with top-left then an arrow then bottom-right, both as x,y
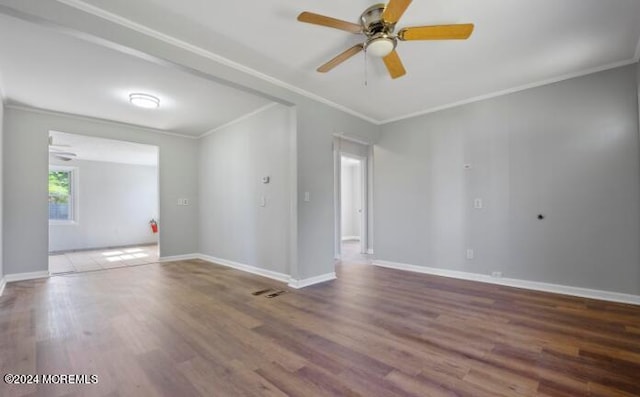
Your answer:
1,259 -> 640,396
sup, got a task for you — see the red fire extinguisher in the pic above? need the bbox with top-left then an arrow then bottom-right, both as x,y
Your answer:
150,219 -> 158,234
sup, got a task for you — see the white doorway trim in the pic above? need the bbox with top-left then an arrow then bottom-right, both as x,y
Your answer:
333,136 -> 372,260
47,131 -> 161,274
340,153 -> 366,254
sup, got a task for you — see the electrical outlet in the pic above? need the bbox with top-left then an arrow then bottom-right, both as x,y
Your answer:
491,271 -> 503,278
466,249 -> 474,260
183,198 -> 189,206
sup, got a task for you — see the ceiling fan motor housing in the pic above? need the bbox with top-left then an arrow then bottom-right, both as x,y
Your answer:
361,4 -> 397,56
361,4 -> 393,35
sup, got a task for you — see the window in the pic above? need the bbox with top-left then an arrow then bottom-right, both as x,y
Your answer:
49,167 -> 77,223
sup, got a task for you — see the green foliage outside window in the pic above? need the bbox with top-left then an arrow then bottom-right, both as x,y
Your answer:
49,171 -> 70,203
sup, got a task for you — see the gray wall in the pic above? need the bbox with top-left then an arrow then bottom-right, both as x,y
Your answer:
0,2 -> 383,281
198,104 -> 291,275
49,159 -> 158,252
296,102 -> 379,279
637,61 -> 640,130
0,102 -> 3,279
375,65 -> 640,295
3,107 -> 198,275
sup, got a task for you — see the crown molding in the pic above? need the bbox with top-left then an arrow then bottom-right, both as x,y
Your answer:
7,102 -> 287,142
6,104 -> 199,139
55,0 -> 380,125
381,58 -> 639,124
12,1 -> 640,127
198,102 -> 279,138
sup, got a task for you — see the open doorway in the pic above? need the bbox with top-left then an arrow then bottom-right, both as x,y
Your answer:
334,135 -> 372,265
341,155 -> 365,260
48,131 -> 160,274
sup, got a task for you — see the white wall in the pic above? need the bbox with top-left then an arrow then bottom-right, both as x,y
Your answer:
49,158 -> 158,252
341,161 -> 361,240
199,104 -> 291,275
3,107 -> 198,275
375,65 -> 640,295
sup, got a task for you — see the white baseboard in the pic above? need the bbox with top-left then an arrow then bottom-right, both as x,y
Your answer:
4,271 -> 51,283
197,254 -> 290,284
159,253 -> 200,262
373,260 -> 640,305
366,249 -> 374,255
0,256 -> 335,295
341,236 -> 361,241
288,272 -> 337,289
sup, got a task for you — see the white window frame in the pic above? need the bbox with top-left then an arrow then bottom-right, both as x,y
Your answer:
49,165 -> 79,225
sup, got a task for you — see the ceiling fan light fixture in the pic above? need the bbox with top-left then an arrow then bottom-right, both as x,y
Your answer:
298,0 -> 474,79
365,37 -> 395,57
129,93 -> 160,109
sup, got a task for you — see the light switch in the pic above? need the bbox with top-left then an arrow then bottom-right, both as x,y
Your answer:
183,198 -> 190,206
304,192 -> 310,202
260,196 -> 266,207
474,198 -> 483,209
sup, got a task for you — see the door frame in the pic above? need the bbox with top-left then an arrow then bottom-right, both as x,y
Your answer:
334,139 -> 370,259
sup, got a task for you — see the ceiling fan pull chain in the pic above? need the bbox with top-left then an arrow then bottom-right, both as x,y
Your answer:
364,48 -> 368,87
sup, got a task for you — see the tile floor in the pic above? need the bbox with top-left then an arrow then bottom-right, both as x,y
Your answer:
49,244 -> 159,274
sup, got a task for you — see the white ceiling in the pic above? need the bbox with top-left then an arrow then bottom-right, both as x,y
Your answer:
0,13 -> 273,137
57,0 -> 640,123
50,131 -> 158,166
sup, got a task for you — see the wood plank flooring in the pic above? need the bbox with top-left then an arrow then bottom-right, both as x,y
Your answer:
1,259 -> 640,396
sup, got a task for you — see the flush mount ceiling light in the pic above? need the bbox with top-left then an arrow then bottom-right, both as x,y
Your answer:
129,93 -> 160,109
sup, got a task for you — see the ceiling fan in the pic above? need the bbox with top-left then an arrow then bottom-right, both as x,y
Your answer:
49,135 -> 77,161
297,0 -> 474,79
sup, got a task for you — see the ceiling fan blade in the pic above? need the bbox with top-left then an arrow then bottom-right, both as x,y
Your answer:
382,0 -> 412,24
398,24 -> 475,41
297,12 -> 361,34
317,44 -> 364,73
382,50 -> 406,79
